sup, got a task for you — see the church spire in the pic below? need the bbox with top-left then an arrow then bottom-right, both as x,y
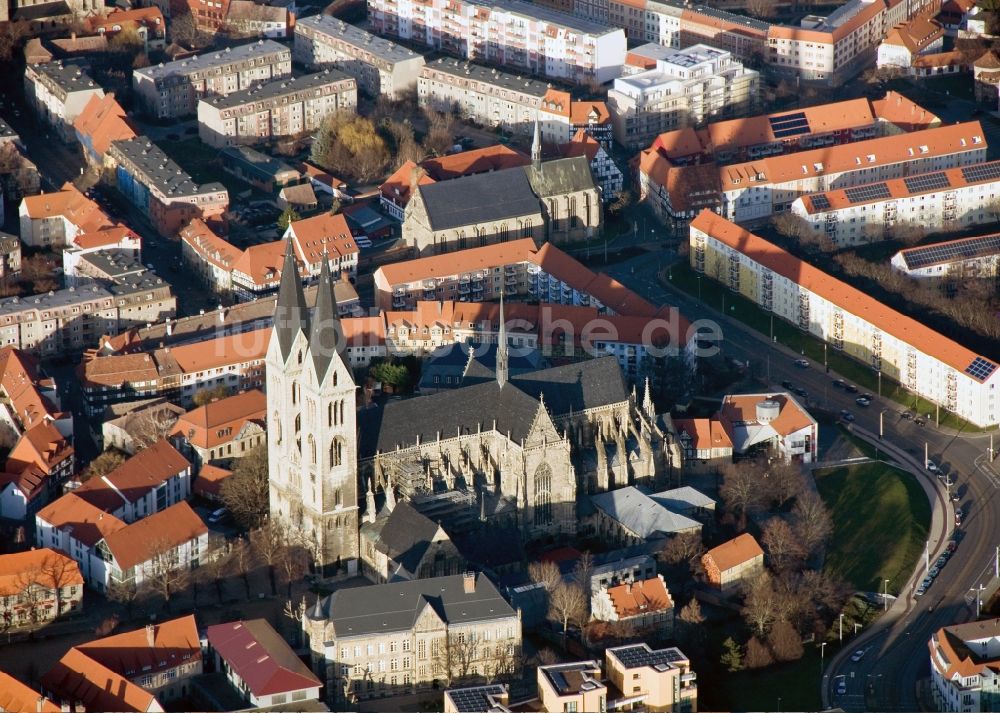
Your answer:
496,288 -> 508,388
364,477 -> 377,524
308,252 -> 345,383
643,377 -> 656,419
531,117 -> 542,171
384,473 -> 396,513
273,238 -> 309,362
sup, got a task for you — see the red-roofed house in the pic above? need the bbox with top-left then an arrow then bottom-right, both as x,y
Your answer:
87,7 -> 167,49
283,213 -> 359,278
169,389 -> 266,470
0,548 -> 83,626
0,672 -> 60,713
560,129 -> 623,199
207,619 -> 322,707
35,492 -> 128,586
702,533 -> 764,592
18,182 -> 114,248
592,574 -> 674,636
73,94 -> 139,167
674,418 -> 733,467
42,647 -> 164,713
63,225 -> 142,282
180,218 -> 241,293
193,464 -> 231,501
715,392 -> 817,463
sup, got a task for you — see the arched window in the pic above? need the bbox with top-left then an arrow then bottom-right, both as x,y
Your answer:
295,414 -> 301,435
273,412 -> 281,444
292,382 -> 298,406
328,402 -> 333,428
297,350 -> 303,365
308,434 -> 316,464
533,464 -> 552,526
333,371 -> 338,386
339,400 -> 345,424
335,488 -> 341,506
331,438 -> 343,467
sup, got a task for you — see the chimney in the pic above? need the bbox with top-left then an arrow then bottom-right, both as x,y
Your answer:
145,623 -> 155,647
37,697 -> 45,713
219,305 -> 226,324
463,571 -> 476,594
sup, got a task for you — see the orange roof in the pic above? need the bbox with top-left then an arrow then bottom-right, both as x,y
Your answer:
88,6 -> 165,34
570,101 -> 610,126
719,121 -> 984,190
379,160 -> 435,206
912,50 -> 965,68
0,672 -> 60,713
21,182 -> 114,234
542,88 -> 572,118
871,90 -> 940,131
36,492 -> 127,547
376,238 -> 539,285
0,347 -> 60,430
72,94 -> 137,158
164,328 -> 270,374
0,465 -> 47,502
0,548 -> 83,597
625,50 -> 659,70
72,225 -> 140,250
882,16 -> 943,52
704,533 -> 764,572
607,576 -> 673,618
76,439 -> 189,509
421,144 -> 530,180
81,352 -> 158,387
42,647 -> 157,713
586,273 -> 657,316
649,126 -> 705,161
560,129 -> 601,162
718,392 -> 815,437
691,209 -> 1000,379
674,417 -> 733,450
531,241 -> 598,290
342,314 -> 386,347
76,615 -> 200,678
931,620 -> 1000,680
170,389 -> 266,449
647,160 -> 721,214
6,422 -> 72,476
287,212 -> 358,266
102,501 -> 206,570
193,464 -> 231,498
231,239 -> 301,288
300,161 -> 347,189
180,218 -> 243,271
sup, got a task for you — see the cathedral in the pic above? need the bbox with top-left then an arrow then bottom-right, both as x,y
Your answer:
266,245 -> 681,573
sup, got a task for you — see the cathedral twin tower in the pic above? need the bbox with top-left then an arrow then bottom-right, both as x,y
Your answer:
266,240 -> 360,573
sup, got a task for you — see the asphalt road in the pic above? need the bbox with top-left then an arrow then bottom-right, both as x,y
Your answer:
605,250 -> 999,713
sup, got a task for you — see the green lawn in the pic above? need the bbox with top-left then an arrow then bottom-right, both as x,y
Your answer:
707,648 -> 823,712
664,262 -> 983,432
815,462 -> 931,595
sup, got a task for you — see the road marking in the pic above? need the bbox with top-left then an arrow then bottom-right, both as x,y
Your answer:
975,455 -> 1000,489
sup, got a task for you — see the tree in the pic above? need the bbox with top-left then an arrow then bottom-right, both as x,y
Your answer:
221,444 -> 269,529
423,109 -> 456,155
106,579 -> 141,620
742,572 -> 777,637
128,407 -> 178,450
142,539 -> 190,611
761,517 -> 804,571
792,490 -> 833,559
658,531 -> 704,568
193,384 -> 229,407
676,598 -> 707,649
169,11 -> 202,47
771,213 -> 814,242
370,360 -> 412,392
769,620 -> 804,661
108,25 -> 144,53
528,560 -> 562,592
81,449 -> 125,483
277,532 -> 311,599
609,189 -> 633,216
231,536 -> 255,599
720,637 -> 745,672
720,461 -> 760,523
893,221 -> 927,246
746,636 -> 774,668
277,206 -> 300,232
548,581 -> 588,634
38,550 -> 82,617
0,20 -> 29,63
310,113 -> 390,183
763,461 -> 804,509
195,547 -> 230,604
251,519 -> 290,595
745,0 -> 776,17
572,551 -> 595,612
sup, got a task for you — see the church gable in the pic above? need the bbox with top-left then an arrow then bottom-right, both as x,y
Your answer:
412,596 -> 447,633
524,397 -> 561,448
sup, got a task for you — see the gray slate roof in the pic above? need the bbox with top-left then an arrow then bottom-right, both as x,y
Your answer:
524,156 -> 597,198
311,572 -> 515,638
649,486 -> 716,513
365,501 -> 443,575
591,486 -> 701,539
417,168 -> 541,231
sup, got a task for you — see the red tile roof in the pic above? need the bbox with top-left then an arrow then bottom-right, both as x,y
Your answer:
193,464 -> 231,498
170,389 -> 266,449
41,647 -> 157,713
0,672 -> 60,713
379,160 -> 435,207
560,129 -> 601,162
102,501 -> 206,570
420,145 -> 530,181
606,576 -> 673,618
673,417 -> 733,450
21,182 -> 114,234
207,619 -> 321,697
0,548 -> 83,597
703,533 -> 764,572
36,492 -> 127,547
72,95 -> 138,158
6,422 -> 72,476
180,218 -> 242,271
871,90 -> 940,131
286,213 -> 358,267
75,439 -> 189,509
76,615 -> 200,679
718,392 -> 815,437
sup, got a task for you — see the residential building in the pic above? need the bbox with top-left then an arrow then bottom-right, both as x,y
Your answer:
368,0 -> 627,85
444,685 -> 510,713
100,399 -> 185,454
18,182 -> 115,249
293,14 -> 426,99
207,619 -> 323,707
673,418 -> 733,466
302,572 -> 522,706
193,464 -> 231,502
0,673 -> 60,713
62,225 -> 142,282
301,163 -> 351,201
877,16 -> 945,68
791,160 -> 1000,246
692,209 -> 1000,427
537,661 -> 607,713
43,616 -> 201,706
179,218 -> 241,294
929,619 -> 1000,713
373,239 -> 658,316
676,5 -> 769,63
132,39 -> 292,119
590,487 -> 701,547
278,184 -> 318,213
107,137 -> 229,237
702,533 -> 765,592
559,129 -> 624,199
605,644 -> 697,713
379,145 -> 531,221
36,498 -> 207,590
715,392 -> 818,463
224,0 -> 292,39
591,575 -> 674,636
417,58 -> 613,146
607,44 -> 759,150
0,548 -> 83,626
0,233 -> 20,280
198,70 -> 358,148
230,238 -> 360,303
974,51 -> 1000,111
169,389 -> 266,470
891,232 -> 1000,279
87,7 -> 167,49
24,62 -> 104,142
360,499 -> 466,583
219,145 -> 301,192
284,212 -> 360,278
73,94 -> 138,168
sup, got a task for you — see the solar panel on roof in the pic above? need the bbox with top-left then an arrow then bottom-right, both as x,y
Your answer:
448,685 -> 507,713
769,112 -> 810,139
902,234 -> 1000,269
613,645 -> 685,669
810,195 -> 831,211
964,356 -> 998,381
844,183 -> 891,204
961,163 -> 1000,184
903,172 -> 950,194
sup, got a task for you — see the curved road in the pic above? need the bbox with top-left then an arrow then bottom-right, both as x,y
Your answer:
605,251 -> 998,712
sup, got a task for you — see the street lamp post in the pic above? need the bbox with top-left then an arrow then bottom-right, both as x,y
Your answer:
877,370 -> 882,398
854,622 -> 861,635
879,409 -> 886,440
884,579 -> 890,611
839,613 -> 844,642
820,642 -> 827,674
972,585 -> 984,618
697,276 -> 702,300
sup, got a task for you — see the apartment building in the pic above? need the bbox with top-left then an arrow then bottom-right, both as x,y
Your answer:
574,0 -> 685,48
133,39 -> 292,119
43,616 -> 201,708
417,58 -> 613,147
929,619 -> 1000,713
18,182 -> 115,249
679,5 -> 769,62
198,69 -> 358,148
608,44 -> 759,150
591,575 -> 674,636
560,130 -> 623,199
293,14 -> 425,99
107,137 -> 229,237
24,62 -> 104,142
877,15 -> 944,68
702,533 -> 765,592
792,160 -> 1000,245
537,661 -> 607,713
284,212 -> 360,278
303,572 -> 521,706
604,644 -> 697,713
891,232 -> 1000,279
0,548 -> 83,626
62,225 -> 142,281
169,389 -> 266,470
73,94 -> 138,168
0,673 -> 59,713
690,209 -> 1000,427
369,0 -> 626,85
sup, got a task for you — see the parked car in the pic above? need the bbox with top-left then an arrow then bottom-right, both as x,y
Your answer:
946,541 -> 958,554
794,387 -> 808,398
922,576 -> 934,587
845,384 -> 859,393
836,678 -> 847,695
926,461 -> 940,473
915,585 -> 926,597
901,411 -> 914,420
840,411 -> 856,422
832,379 -> 846,389
914,418 -> 926,427
951,494 -> 961,503
936,555 -> 948,568
929,566 -> 940,577
856,397 -> 871,407
208,507 -> 229,524
781,380 -> 793,389
794,359 -> 809,368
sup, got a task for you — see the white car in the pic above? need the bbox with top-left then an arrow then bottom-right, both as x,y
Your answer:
927,461 -> 940,473
836,678 -> 847,695
851,649 -> 866,663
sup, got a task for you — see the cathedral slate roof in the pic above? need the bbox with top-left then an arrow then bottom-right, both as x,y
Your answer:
311,572 -> 514,637
273,238 -> 309,361
416,169 -> 541,231
523,156 -> 597,198
365,501 -> 443,576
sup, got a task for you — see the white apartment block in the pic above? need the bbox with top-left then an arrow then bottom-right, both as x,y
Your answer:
574,0 -> 685,48
792,160 -> 1000,246
608,44 -> 759,150
418,58 -> 611,146
24,62 -> 105,142
133,39 -> 292,119
198,69 -> 358,148
891,232 -> 1000,279
369,0 -> 627,85
62,229 -> 142,281
690,209 -> 1000,428
293,14 -> 426,99
720,120 -> 987,224
930,620 -> 1000,713
877,15 -> 944,68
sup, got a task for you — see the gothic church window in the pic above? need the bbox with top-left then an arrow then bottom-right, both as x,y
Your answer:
308,434 -> 316,464
533,463 -> 553,526
331,438 -> 343,466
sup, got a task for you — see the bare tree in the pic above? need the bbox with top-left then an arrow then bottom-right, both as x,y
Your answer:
130,409 -> 179,450
792,491 -> 833,559
742,572 -> 777,637
761,517 -> 804,571
0,20 -> 29,62
221,444 -> 270,529
746,636 -> 774,668
193,384 -> 229,407
106,579 -> 141,620
572,551 -> 595,618
142,539 -> 191,612
38,551 -> 81,617
720,461 -> 760,524
81,449 -> 125,483
485,640 -> 521,684
276,528 -> 312,599
250,521 -> 283,595
528,560 -> 562,592
676,597 -> 707,649
548,581 -> 588,635
446,632 -> 481,684
892,221 -> 927,246
745,0 -> 776,17
658,531 -> 704,569
231,536 -> 255,599
764,461 -> 804,509
768,620 -> 804,661
194,548 -> 230,604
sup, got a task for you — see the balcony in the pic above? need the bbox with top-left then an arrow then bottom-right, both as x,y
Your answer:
458,284 -> 471,295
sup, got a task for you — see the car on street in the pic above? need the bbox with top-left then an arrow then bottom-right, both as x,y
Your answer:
793,387 -> 808,398
861,393 -> 874,401
915,585 -> 926,597
955,512 -> 963,526
851,649 -> 866,663
845,384 -> 859,393
840,409 -> 855,422
794,359 -> 809,368
856,397 -> 871,407
927,461 -> 940,473
929,566 -> 940,577
936,555 -> 948,568
914,418 -> 926,427
836,678 -> 847,695
832,379 -> 846,388
922,576 -> 934,587
951,494 -> 961,503
946,541 -> 958,554
781,380 -> 793,389
901,411 -> 913,419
